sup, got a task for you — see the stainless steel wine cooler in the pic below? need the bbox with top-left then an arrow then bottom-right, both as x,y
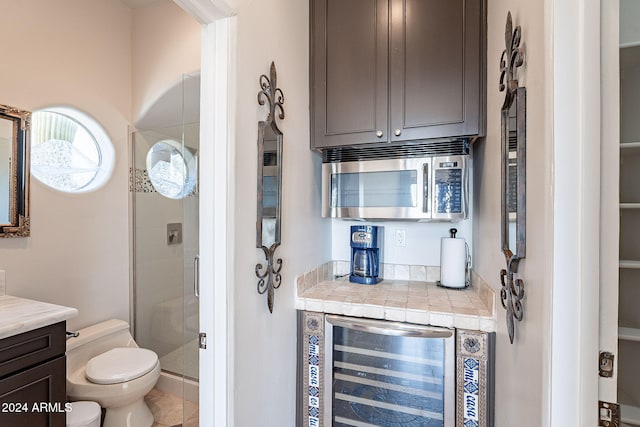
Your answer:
297,311 -> 495,427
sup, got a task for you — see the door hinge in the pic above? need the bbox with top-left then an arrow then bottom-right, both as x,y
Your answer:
599,351 -> 615,378
599,401 -> 620,426
199,332 -> 207,349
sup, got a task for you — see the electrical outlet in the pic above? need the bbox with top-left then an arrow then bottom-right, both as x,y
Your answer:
395,229 -> 406,247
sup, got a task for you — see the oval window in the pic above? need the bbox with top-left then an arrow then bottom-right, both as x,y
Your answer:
146,140 -> 197,199
30,108 -> 114,193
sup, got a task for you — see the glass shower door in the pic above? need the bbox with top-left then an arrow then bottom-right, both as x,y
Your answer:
180,73 -> 200,427
132,73 -> 200,426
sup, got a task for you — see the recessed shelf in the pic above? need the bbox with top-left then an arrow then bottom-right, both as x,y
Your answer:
621,203 -> 640,209
619,327 -> 640,342
620,260 -> 640,269
621,142 -> 640,149
621,403 -> 640,425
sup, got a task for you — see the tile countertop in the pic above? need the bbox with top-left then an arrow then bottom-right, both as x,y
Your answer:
295,262 -> 496,332
0,295 -> 79,340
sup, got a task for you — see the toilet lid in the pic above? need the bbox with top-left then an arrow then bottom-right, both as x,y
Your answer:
85,347 -> 158,385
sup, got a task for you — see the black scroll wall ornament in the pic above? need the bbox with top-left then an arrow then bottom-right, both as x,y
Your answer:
499,11 -> 527,344
255,62 -> 285,313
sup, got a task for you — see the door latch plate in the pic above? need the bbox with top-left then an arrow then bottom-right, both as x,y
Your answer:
199,332 -> 207,349
599,400 -> 620,426
599,351 -> 615,378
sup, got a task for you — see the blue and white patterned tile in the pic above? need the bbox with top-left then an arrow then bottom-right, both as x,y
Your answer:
463,357 -> 480,423
308,386 -> 319,397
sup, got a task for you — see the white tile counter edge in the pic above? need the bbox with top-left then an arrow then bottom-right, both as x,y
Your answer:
0,295 -> 79,339
296,298 -> 496,332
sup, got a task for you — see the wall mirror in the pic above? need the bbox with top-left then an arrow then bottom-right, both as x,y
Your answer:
502,87 -> 526,264
0,104 -> 31,237
257,122 -> 281,249
255,62 -> 285,313
499,12 -> 526,343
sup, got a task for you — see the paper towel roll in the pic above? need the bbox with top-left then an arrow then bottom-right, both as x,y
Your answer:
440,237 -> 468,288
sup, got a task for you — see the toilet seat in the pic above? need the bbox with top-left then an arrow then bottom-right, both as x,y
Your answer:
85,348 -> 158,385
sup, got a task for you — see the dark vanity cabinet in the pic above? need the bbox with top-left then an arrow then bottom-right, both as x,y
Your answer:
310,0 -> 486,150
0,322 -> 67,427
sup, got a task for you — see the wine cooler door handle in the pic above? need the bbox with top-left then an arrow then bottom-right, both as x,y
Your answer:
325,315 -> 452,338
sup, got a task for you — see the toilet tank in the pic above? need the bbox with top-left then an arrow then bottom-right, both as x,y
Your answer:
66,319 -> 137,373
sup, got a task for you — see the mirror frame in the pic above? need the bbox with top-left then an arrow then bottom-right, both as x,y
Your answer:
255,62 -> 285,313
498,12 -> 526,343
0,104 -> 31,238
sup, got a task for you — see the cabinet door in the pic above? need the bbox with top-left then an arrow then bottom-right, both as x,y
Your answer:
310,0 -> 389,149
389,0 -> 484,142
0,356 -> 66,427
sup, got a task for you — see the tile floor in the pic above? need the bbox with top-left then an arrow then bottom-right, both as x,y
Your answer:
146,388 -> 198,427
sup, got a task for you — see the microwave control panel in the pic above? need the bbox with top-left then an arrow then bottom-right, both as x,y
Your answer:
432,156 -> 468,220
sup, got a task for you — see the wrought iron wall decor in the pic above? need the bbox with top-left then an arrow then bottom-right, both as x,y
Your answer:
499,12 -> 527,344
255,62 -> 285,313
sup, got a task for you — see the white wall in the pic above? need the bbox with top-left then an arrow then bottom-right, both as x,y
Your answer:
132,0 -> 201,123
331,219 -> 472,267
0,0 -> 132,330
231,0 -> 331,425
473,2 -> 551,426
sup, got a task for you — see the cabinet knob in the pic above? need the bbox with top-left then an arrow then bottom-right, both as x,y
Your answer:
394,129 -> 402,136
376,130 -> 383,138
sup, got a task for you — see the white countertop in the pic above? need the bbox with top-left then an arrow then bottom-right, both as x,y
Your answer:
0,295 -> 78,339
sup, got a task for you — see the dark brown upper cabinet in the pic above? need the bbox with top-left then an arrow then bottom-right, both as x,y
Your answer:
310,0 -> 486,151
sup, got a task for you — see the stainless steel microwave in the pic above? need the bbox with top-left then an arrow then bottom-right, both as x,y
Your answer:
322,155 -> 469,221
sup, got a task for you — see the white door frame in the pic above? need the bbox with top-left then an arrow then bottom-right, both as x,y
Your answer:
549,0 -> 603,424
599,0 -> 621,407
172,1 -> 235,426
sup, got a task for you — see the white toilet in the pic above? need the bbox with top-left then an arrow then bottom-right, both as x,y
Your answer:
66,401 -> 101,427
66,319 -> 161,427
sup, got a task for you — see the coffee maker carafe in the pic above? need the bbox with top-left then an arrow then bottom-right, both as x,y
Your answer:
349,225 -> 382,284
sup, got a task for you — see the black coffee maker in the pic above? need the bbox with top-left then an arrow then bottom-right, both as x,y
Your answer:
349,225 -> 382,284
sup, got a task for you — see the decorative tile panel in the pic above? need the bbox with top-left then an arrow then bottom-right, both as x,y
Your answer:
456,330 -> 495,426
301,311 -> 325,427
129,167 -> 156,193
129,166 -> 199,196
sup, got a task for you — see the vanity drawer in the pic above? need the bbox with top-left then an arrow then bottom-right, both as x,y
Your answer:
0,322 -> 65,378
